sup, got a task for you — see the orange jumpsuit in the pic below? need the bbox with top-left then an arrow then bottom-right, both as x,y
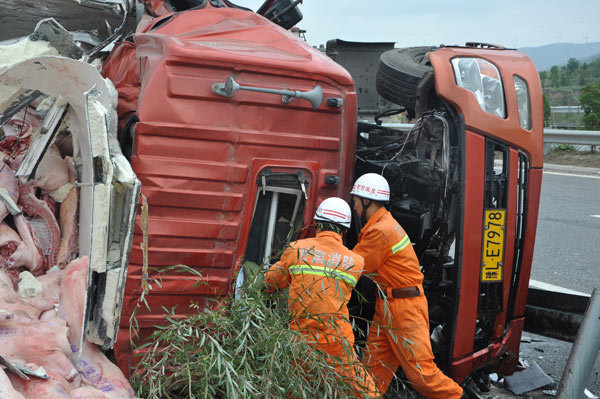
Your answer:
265,231 -> 379,398
353,207 -> 463,398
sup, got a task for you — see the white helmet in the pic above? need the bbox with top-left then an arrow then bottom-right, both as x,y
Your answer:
350,173 -> 390,201
314,197 -> 352,229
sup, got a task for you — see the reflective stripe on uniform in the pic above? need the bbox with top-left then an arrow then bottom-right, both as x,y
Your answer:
289,264 -> 358,287
392,235 -> 411,254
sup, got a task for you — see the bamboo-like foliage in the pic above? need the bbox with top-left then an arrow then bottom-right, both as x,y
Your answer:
129,264 -> 376,399
129,203 -> 416,398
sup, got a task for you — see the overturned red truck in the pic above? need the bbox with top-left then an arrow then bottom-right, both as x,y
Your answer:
1,0 -> 543,394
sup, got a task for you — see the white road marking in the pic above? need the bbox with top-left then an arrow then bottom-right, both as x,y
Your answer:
529,279 -> 590,296
591,215 -> 600,219
543,171 -> 600,179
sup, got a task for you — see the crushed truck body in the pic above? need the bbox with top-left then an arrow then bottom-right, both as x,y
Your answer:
100,0 -> 544,385
1,0 -> 550,397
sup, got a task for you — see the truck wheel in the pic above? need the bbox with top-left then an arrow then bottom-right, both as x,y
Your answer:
376,47 -> 437,113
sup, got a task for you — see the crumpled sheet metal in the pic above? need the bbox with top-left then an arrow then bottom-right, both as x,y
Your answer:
135,7 -> 354,86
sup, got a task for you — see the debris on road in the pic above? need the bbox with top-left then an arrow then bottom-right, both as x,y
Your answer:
504,360 -> 555,395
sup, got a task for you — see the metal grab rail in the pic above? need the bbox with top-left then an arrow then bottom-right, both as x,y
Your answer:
212,77 -> 323,109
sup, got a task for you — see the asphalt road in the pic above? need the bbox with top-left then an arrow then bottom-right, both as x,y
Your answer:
520,169 -> 600,397
519,332 -> 600,397
531,171 -> 600,294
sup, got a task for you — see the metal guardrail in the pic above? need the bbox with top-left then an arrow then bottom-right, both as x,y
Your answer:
544,128 -> 600,145
382,123 -> 600,146
551,106 -> 583,114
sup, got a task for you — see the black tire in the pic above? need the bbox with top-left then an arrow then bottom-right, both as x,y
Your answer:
376,46 -> 437,113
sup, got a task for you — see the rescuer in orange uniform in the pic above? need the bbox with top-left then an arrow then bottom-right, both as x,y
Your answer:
264,197 -> 380,398
351,173 -> 463,399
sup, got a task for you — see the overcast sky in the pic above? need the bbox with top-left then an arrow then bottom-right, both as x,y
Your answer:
236,0 -> 600,49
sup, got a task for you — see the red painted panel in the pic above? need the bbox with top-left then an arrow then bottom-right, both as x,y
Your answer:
100,41 -> 140,127
236,129 -> 340,151
135,135 -> 234,162
513,168 -> 543,316
136,122 -> 232,142
107,6 -> 358,375
132,156 -> 248,183
452,347 -> 494,383
453,130 -> 486,359
136,217 -> 239,240
123,270 -> 231,297
131,233 -> 235,248
450,148 -> 539,381
135,9 -> 354,87
128,247 -> 235,268
451,317 -> 525,383
167,70 -> 346,116
496,318 -> 525,376
142,187 -> 244,212
492,148 -> 519,338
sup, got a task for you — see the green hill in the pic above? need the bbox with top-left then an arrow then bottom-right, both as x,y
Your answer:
519,42 -> 600,71
540,58 -> 600,107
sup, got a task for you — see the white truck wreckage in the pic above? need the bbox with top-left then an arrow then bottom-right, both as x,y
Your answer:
0,18 -> 138,398
0,2 -> 599,399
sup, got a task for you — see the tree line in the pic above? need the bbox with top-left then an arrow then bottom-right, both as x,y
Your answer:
540,58 -> 600,89
540,57 -> 600,130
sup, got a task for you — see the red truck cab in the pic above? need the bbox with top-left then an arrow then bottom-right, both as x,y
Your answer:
426,46 -> 542,381
103,1 -> 358,372
101,0 -> 543,388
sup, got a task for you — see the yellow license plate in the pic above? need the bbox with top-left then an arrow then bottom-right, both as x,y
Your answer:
481,209 -> 506,282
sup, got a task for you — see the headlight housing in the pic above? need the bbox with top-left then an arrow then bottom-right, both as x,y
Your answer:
451,58 -> 506,118
513,75 -> 531,130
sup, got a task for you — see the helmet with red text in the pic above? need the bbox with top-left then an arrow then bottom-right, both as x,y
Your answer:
314,197 -> 352,229
350,173 -> 390,202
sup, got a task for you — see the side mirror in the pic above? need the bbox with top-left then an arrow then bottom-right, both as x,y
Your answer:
257,0 -> 303,30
